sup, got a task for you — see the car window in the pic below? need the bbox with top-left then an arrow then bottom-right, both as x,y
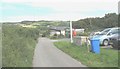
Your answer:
100,28 -> 111,35
118,29 -> 120,34
111,28 -> 120,34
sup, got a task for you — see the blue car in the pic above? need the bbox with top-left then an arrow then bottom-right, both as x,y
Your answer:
91,27 -> 120,46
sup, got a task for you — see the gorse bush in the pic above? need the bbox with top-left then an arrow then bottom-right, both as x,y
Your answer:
2,24 -> 39,67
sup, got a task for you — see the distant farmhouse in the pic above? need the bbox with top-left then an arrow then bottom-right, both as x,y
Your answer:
49,26 -> 68,36
49,26 -> 85,37
74,29 -> 85,33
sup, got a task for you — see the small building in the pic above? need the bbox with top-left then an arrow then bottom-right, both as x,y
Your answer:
74,29 -> 85,33
49,27 -> 68,36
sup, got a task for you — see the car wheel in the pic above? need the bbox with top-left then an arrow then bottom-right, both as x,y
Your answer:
103,39 -> 109,46
112,40 -> 119,50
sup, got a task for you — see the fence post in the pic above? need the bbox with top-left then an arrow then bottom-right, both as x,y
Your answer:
86,37 -> 90,52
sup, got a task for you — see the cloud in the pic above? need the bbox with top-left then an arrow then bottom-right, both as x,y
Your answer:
28,1 -> 118,13
1,0 -> 119,3
0,12 -> 107,22
0,0 -> 119,22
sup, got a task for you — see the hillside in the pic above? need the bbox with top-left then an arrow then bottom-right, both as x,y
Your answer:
2,13 -> 118,32
72,13 -> 118,31
20,13 -> 118,32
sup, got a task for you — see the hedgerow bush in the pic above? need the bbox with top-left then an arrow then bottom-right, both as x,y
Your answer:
2,24 -> 39,67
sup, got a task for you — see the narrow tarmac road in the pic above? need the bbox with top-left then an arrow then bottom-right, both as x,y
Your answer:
33,38 -> 86,67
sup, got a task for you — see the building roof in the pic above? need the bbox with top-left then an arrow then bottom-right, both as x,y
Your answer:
50,26 -> 69,31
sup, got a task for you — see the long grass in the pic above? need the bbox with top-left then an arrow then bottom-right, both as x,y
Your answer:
2,24 -> 39,67
0,24 -> 2,67
54,41 -> 119,67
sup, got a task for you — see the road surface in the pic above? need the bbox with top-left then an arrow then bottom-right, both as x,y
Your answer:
33,38 -> 86,67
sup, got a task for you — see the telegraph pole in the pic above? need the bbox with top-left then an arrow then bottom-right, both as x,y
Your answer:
70,21 -> 73,43
89,19 -> 92,30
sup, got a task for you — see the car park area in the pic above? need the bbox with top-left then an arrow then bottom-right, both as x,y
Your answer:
89,27 -> 120,49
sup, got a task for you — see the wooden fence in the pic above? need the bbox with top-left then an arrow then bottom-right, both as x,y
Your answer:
73,36 -> 90,46
73,36 -> 91,52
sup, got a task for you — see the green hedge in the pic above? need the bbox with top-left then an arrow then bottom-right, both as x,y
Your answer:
2,24 -> 39,67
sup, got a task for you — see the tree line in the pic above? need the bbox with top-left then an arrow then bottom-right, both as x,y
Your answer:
72,13 -> 118,31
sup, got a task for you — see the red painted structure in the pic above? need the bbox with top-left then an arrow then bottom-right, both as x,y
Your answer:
73,29 -> 76,36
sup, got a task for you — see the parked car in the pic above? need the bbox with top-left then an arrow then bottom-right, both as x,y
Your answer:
88,31 -> 101,40
91,27 -> 120,46
109,31 -> 120,50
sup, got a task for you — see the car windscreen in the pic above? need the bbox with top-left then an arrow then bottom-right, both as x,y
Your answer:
99,28 -> 111,35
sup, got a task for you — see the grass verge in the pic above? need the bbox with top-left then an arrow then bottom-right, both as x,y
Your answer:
54,41 -> 119,67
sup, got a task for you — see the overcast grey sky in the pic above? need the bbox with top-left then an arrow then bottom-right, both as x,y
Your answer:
0,0 -> 119,22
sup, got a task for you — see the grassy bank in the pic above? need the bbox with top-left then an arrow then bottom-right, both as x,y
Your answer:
2,24 -> 39,67
0,24 -> 2,67
54,41 -> 119,67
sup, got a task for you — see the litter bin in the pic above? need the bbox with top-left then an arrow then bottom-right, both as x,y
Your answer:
65,31 -> 70,38
90,38 -> 100,54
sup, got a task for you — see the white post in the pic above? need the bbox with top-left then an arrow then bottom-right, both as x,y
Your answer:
70,21 -> 73,43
